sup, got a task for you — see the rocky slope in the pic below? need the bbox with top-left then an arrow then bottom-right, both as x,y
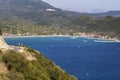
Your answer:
0,36 -> 10,49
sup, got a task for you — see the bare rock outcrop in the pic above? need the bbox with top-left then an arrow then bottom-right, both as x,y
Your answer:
0,36 -> 10,49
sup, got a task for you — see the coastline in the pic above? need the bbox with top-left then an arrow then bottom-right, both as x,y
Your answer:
3,33 -> 120,42
4,35 -> 71,38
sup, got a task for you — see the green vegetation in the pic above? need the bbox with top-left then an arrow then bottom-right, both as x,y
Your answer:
0,0 -> 119,39
1,15 -> 120,40
0,0 -> 78,26
0,48 -> 77,80
1,16 -> 120,39
0,28 -> 2,35
0,18 -> 67,35
65,16 -> 120,38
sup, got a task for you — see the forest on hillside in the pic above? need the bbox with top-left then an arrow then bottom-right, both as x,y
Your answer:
0,16 -> 120,39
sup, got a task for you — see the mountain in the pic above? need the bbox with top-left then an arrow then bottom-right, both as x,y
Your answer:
93,9 -> 105,13
0,0 -> 80,26
0,0 -> 120,26
0,0 -> 119,20
89,10 -> 120,17
0,0 -> 55,16
0,0 -> 81,36
98,10 -> 120,17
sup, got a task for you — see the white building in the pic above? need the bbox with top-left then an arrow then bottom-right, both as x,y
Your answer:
46,9 -> 56,12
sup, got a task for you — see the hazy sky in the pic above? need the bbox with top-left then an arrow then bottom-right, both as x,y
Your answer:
42,0 -> 120,13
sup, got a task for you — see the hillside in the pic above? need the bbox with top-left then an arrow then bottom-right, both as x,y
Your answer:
0,0 -> 120,40
0,36 -> 77,80
65,16 -> 120,39
0,0 -> 80,26
0,18 -> 67,36
1,16 -> 120,40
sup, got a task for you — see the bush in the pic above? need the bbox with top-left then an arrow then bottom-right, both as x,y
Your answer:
2,50 -> 28,71
23,46 -> 38,53
8,71 -> 24,80
2,50 -> 77,80
0,74 -> 9,80
0,50 -> 2,54
0,50 -> 2,60
0,28 -> 2,35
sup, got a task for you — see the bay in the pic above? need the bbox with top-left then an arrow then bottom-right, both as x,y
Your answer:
5,37 -> 120,80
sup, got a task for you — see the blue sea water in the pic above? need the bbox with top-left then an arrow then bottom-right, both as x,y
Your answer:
5,37 -> 120,80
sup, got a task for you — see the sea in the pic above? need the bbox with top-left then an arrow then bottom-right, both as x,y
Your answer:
5,36 -> 120,80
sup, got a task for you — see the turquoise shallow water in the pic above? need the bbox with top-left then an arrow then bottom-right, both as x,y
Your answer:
5,37 -> 120,80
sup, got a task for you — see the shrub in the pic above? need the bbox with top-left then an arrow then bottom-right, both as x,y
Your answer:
2,50 -> 28,71
2,50 -> 77,80
8,71 -> 24,80
0,28 -> 2,35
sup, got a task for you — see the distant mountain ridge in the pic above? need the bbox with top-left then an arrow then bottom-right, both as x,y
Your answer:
0,0 -> 120,25
92,10 -> 120,17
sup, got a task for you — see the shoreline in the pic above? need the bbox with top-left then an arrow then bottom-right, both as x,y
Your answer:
3,34 -> 120,42
4,35 -> 71,38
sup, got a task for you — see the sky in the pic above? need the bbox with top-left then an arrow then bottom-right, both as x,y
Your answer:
42,0 -> 120,13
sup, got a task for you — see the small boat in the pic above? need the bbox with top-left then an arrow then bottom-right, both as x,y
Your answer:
83,40 -> 88,42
